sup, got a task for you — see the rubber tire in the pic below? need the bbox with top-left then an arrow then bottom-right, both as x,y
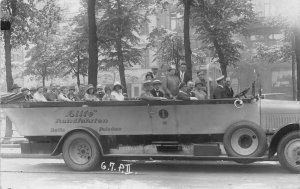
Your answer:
62,132 -> 101,171
277,131 -> 300,173
223,122 -> 267,163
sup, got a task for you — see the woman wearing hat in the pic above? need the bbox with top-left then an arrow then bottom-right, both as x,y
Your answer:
102,86 -> 113,101
33,86 -> 47,102
111,82 -> 124,101
140,80 -> 166,101
84,84 -> 99,101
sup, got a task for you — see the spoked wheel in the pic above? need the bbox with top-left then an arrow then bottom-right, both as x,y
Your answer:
62,132 -> 101,171
223,122 -> 267,164
277,131 -> 300,173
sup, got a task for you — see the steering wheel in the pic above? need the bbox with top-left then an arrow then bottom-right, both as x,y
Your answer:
234,87 -> 250,98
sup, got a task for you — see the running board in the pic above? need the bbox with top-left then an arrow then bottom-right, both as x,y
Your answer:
103,154 -> 277,161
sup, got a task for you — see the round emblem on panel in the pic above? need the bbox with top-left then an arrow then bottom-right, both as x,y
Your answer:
158,109 -> 168,119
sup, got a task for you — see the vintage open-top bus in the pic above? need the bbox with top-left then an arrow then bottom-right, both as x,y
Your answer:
1,94 -> 300,173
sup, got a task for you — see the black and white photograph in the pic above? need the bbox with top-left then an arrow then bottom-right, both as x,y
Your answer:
0,0 -> 300,188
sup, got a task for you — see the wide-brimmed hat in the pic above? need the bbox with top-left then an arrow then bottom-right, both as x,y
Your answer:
96,84 -> 103,89
169,65 -> 176,70
69,86 -> 76,90
21,88 -> 29,92
216,75 -> 225,82
11,84 -> 21,90
152,80 -> 162,85
86,84 -> 94,91
60,86 -> 68,90
113,82 -> 123,90
29,87 -> 36,91
143,80 -> 152,86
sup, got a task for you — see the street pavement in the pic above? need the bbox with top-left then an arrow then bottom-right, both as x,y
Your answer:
1,157 -> 299,189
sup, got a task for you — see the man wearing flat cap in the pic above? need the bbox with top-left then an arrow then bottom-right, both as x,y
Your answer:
150,80 -> 164,97
213,75 -> 227,99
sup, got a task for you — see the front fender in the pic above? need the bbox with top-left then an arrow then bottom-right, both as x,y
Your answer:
51,127 -> 104,156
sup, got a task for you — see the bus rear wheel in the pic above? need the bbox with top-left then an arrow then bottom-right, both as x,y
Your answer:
62,132 -> 101,171
277,131 -> 300,173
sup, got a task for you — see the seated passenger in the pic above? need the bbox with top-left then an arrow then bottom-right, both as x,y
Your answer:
140,80 -> 166,101
176,82 -> 198,101
102,86 -> 113,101
33,86 -> 47,102
193,80 -> 207,100
111,82 -> 124,101
44,85 -> 58,101
58,86 -> 72,102
68,86 -> 80,101
96,84 -> 105,100
224,77 -> 234,98
84,84 -> 99,101
213,76 -> 227,99
150,80 -> 164,97
21,88 -> 34,101
187,81 -> 196,97
78,84 -> 86,100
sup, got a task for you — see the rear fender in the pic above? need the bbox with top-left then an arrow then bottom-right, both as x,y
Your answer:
51,127 -> 104,156
268,123 -> 300,158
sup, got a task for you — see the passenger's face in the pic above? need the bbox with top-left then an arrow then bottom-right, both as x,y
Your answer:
169,69 -> 176,75
180,65 -> 186,72
187,83 -> 194,91
146,75 -> 153,80
153,84 -> 160,90
152,68 -> 158,75
198,71 -> 205,80
88,88 -> 94,94
37,88 -> 43,93
144,84 -> 152,91
181,86 -> 188,92
69,89 -> 75,94
225,80 -> 231,87
22,90 -> 29,95
63,88 -> 68,94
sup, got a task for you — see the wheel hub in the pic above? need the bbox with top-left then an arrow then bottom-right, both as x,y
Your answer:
231,128 -> 259,156
69,139 -> 92,165
284,139 -> 300,167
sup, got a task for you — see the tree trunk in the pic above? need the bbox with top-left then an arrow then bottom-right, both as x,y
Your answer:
295,25 -> 300,101
183,0 -> 192,83
4,30 -> 13,92
87,0 -> 98,87
292,35 -> 296,100
213,39 -> 227,77
77,54 -> 81,87
116,37 -> 127,93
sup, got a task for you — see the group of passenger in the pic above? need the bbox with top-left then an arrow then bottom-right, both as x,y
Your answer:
2,82 -> 130,103
2,61 -> 234,103
140,61 -> 234,101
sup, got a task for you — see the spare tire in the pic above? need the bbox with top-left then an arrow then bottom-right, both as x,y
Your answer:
223,121 -> 267,161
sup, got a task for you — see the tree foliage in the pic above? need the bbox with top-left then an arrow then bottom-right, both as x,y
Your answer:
147,27 -> 184,70
97,0 -> 149,92
191,0 -> 256,77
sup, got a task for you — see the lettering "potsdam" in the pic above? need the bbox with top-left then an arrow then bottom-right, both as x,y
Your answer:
56,118 -> 108,124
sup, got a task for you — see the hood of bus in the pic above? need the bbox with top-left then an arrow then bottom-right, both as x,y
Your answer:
260,99 -> 300,131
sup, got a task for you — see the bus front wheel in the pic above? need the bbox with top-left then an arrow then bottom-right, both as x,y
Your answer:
277,131 -> 300,173
62,132 -> 101,171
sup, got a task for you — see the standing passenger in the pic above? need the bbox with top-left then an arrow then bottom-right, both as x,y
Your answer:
151,65 -> 159,79
213,76 -> 227,99
111,82 -> 124,101
224,77 -> 234,98
162,65 -> 180,99
179,62 -> 187,82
